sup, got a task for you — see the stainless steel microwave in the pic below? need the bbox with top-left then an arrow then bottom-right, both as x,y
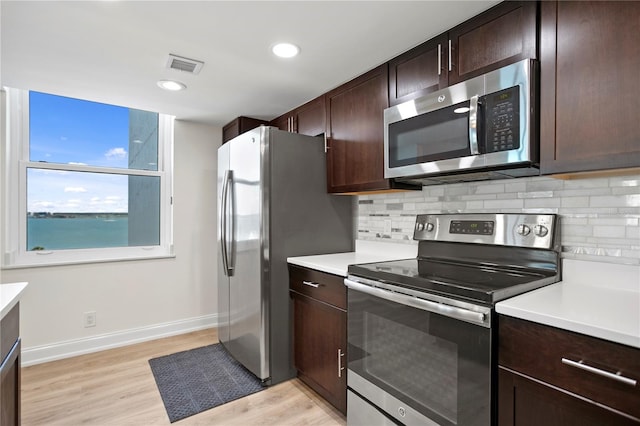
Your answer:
384,59 -> 539,184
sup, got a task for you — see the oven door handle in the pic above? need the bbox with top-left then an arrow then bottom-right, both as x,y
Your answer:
345,278 -> 489,327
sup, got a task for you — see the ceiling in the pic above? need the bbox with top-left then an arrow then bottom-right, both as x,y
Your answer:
1,1 -> 499,127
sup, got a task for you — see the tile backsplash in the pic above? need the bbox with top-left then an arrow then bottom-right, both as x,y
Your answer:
357,174 -> 640,265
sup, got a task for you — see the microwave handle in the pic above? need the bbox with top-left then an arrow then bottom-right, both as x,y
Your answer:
469,95 -> 480,155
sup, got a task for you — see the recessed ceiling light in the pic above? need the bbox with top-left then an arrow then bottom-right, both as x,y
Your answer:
157,80 -> 186,91
272,43 -> 300,58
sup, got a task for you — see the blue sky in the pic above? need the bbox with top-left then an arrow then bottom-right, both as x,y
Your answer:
28,92 -> 130,213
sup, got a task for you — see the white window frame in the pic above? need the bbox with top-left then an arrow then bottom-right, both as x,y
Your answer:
2,88 -> 174,268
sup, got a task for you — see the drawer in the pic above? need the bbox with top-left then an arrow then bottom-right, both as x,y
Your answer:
289,265 -> 346,309
499,315 -> 640,419
1,303 -> 19,363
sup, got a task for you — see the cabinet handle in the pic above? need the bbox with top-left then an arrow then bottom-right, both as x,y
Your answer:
302,280 -> 320,288
448,39 -> 453,71
561,358 -> 637,387
437,43 -> 442,76
324,134 -> 329,153
338,348 -> 345,378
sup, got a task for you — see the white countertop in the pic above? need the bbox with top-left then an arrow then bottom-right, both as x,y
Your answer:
496,259 -> 640,349
287,240 -> 417,277
1,282 -> 28,320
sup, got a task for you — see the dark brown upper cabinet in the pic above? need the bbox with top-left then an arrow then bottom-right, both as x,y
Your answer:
270,95 -> 326,137
388,34 -> 449,106
539,1 -> 640,175
222,116 -> 268,143
325,65 -> 398,194
389,1 -> 537,106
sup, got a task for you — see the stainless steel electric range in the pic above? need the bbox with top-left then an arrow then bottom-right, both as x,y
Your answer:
345,213 -> 560,426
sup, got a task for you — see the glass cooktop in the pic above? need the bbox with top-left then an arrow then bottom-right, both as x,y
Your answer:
347,257 -> 558,305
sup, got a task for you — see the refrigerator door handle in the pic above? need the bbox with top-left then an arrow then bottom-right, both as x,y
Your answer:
220,170 -> 233,276
226,170 -> 235,275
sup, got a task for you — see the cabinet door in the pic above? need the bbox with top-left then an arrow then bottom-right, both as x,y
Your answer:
540,1 -> 640,174
499,315 -> 640,419
388,34 -> 448,106
325,64 -> 390,193
449,1 -> 537,85
498,368 -> 638,426
0,339 -> 21,426
295,95 -> 325,137
270,113 -> 290,132
222,117 -> 268,143
291,291 -> 346,414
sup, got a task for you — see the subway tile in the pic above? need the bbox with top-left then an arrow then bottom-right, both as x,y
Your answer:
556,188 -> 612,197
465,201 -> 484,210
612,186 -> 640,196
590,194 -> 640,208
518,191 -> 554,199
483,199 -> 524,209
562,178 -> 610,189
561,196 -> 590,208
524,198 -> 561,209
522,208 -> 559,214
403,203 -> 416,211
526,179 -> 565,192
562,224 -> 593,237
474,183 -> 506,194
609,175 -> 640,187
625,226 -> 640,240
505,181 -> 528,193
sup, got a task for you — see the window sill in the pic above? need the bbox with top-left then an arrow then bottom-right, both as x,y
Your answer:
2,251 -> 177,270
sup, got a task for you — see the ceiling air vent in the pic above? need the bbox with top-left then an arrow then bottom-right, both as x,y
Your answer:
166,54 -> 204,74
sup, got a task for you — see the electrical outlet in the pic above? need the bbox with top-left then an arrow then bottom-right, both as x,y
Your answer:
83,311 -> 96,328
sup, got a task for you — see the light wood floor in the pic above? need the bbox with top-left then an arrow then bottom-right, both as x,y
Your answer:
21,329 -> 346,425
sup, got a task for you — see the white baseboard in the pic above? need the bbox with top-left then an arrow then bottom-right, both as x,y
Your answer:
21,314 -> 218,367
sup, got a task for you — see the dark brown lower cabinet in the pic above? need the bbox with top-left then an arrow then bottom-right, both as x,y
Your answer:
499,367 -> 638,426
1,304 -> 21,426
498,315 -> 640,425
289,265 -> 346,414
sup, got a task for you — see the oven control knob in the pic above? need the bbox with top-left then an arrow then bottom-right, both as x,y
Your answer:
398,407 -> 406,417
425,222 -> 434,232
416,222 -> 425,231
517,224 -> 531,236
534,225 -> 549,237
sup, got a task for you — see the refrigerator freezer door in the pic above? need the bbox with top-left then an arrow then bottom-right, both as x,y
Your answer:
224,129 -> 268,380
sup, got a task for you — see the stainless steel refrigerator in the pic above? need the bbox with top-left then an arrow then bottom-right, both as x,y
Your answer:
217,126 -> 354,385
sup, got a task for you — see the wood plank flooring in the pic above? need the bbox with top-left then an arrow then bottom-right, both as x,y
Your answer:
21,329 -> 346,425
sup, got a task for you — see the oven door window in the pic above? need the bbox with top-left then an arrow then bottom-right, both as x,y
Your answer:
387,101 -> 471,168
348,288 -> 491,426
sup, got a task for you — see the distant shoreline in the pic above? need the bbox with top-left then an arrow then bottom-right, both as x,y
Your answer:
28,212 -> 128,219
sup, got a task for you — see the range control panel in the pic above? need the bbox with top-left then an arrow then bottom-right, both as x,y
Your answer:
413,213 -> 556,249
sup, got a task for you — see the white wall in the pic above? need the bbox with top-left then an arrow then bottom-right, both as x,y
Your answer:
1,119 -> 220,365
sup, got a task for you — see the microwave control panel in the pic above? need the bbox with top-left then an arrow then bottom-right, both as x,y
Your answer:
482,86 -> 520,153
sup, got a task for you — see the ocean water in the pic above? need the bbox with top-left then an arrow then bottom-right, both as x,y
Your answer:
27,217 -> 128,250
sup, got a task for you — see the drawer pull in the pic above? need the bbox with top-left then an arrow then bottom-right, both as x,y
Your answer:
302,280 -> 320,288
561,358 -> 637,387
338,348 -> 345,378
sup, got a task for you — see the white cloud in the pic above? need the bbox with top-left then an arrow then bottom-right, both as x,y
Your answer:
31,201 -> 54,209
64,187 -> 87,193
106,196 -> 121,201
68,162 -> 88,166
105,147 -> 127,158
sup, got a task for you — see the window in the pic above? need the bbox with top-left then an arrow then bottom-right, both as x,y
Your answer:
3,88 -> 174,267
